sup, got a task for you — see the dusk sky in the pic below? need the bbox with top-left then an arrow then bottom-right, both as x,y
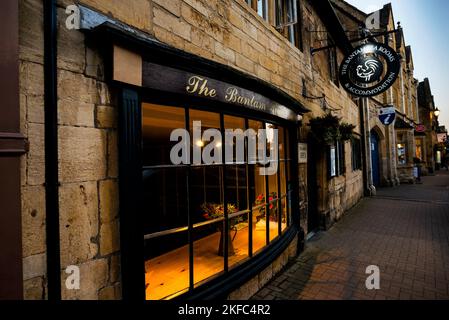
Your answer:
345,0 -> 449,129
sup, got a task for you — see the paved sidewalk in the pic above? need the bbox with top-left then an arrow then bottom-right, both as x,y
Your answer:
252,171 -> 449,300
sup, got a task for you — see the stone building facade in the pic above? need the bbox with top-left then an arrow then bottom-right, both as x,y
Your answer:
1,0 -> 372,300
332,0 -> 420,189
418,78 -> 439,175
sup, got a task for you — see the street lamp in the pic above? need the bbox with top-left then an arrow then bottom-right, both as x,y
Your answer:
434,108 -> 440,118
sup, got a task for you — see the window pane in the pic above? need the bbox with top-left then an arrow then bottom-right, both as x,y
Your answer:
226,164 -> 249,268
190,109 -> 221,165
145,231 -> 189,300
143,167 -> 189,300
251,164 -> 267,253
268,170 -> 279,241
142,103 -> 185,166
279,135 -> 289,232
229,212 -> 249,268
287,160 -> 293,226
257,0 -> 267,20
224,115 -> 246,164
226,165 -> 248,212
397,143 -> 407,165
190,165 -> 224,284
288,25 -> 295,45
191,166 -> 223,224
193,219 -> 224,285
142,167 -> 188,233
190,109 -> 221,131
248,120 -> 264,164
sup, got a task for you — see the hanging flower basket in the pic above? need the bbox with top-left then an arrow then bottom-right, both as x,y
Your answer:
309,114 -> 355,144
340,123 -> 356,141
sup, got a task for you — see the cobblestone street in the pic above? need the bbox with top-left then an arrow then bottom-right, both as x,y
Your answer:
252,171 -> 449,300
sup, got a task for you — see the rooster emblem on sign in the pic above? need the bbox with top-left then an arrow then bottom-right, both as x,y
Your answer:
356,59 -> 382,82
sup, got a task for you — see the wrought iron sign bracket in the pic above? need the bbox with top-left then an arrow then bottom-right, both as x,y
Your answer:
310,28 -> 400,56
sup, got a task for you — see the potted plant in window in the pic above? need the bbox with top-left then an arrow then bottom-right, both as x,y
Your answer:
253,193 -> 278,229
201,202 -> 238,257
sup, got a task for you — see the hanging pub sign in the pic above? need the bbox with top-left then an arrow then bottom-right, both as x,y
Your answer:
339,42 -> 401,97
378,106 -> 396,126
437,133 -> 447,143
415,124 -> 426,133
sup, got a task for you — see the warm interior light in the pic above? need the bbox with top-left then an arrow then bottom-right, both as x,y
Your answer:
215,142 -> 222,148
196,140 -> 204,147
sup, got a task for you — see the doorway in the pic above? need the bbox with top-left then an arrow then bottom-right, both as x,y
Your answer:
370,131 -> 381,187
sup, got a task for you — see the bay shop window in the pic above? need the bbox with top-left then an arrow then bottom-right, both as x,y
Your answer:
142,103 -> 293,300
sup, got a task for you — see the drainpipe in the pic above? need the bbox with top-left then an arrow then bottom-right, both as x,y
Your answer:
44,0 -> 61,300
359,98 -> 371,196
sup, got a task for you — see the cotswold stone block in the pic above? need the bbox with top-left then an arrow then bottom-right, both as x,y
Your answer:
59,182 -> 99,267
99,219 -> 120,256
214,41 -> 235,63
23,253 -> 46,281
27,94 -> 45,124
228,7 -> 245,30
272,251 -> 288,275
58,99 -> 95,127
98,285 -> 115,300
61,258 -> 108,300
57,7 -> 85,73
81,0 -> 152,32
190,28 -> 214,53
22,185 -> 46,257
99,180 -> 119,224
228,276 -> 259,300
20,93 -> 27,135
258,265 -> 273,288
110,254 -> 121,284
183,0 -> 210,17
235,53 -> 254,73
154,6 -> 191,41
23,276 -> 45,300
153,0 -> 181,17
19,0 -> 44,64
27,123 -> 45,186
57,70 -> 100,105
96,105 -> 117,129
223,33 -> 241,52
85,46 -> 105,80
107,131 -> 118,178
58,126 -> 107,183
20,62 -> 44,97
98,284 -> 122,300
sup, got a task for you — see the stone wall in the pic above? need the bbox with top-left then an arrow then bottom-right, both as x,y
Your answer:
20,0 -> 121,299
19,0 -> 364,299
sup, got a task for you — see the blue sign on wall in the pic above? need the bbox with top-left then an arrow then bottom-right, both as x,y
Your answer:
379,106 -> 396,126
